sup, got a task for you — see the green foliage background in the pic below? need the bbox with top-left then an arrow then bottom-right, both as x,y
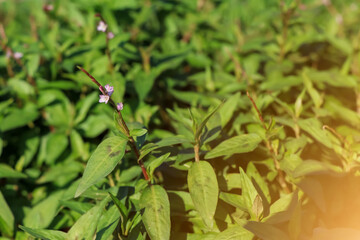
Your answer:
1,0 -> 360,239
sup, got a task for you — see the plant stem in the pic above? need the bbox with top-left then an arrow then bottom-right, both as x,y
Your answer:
247,90 -> 290,193
95,13 -> 114,73
77,66 -> 150,183
0,24 -> 36,87
194,143 -> 200,163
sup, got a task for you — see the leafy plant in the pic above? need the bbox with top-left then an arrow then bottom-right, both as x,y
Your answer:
1,0 -> 360,239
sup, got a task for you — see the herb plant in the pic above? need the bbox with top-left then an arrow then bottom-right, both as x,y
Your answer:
1,0 -> 360,239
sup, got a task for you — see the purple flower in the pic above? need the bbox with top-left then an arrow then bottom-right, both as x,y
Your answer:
104,84 -> 114,96
99,94 -> 110,104
43,4 -> 54,12
117,102 -> 123,111
99,84 -> 114,104
335,14 -> 343,24
14,52 -> 23,59
107,32 -> 114,39
97,21 -> 107,32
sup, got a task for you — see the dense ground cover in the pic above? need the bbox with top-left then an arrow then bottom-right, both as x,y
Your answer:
1,0 -> 360,239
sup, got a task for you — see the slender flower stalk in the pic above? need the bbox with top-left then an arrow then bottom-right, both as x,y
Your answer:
247,91 -> 290,193
95,13 -> 114,73
0,24 -> 35,87
77,66 -> 150,182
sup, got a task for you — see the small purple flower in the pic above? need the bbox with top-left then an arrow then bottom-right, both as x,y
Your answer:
117,102 -> 123,111
322,0 -> 331,6
107,32 -> 114,39
14,52 -> 23,59
97,21 -> 107,32
43,4 -> 54,12
104,84 -> 114,96
98,84 -> 114,104
335,14 -> 343,24
99,94 -> 110,104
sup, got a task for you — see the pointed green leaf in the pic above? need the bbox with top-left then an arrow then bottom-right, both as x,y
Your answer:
214,225 -> 253,240
147,153 -> 171,179
67,197 -> 108,240
298,118 -> 332,148
19,226 -> 66,240
188,161 -> 218,228
195,103 -> 223,140
0,191 -> 14,237
75,136 -> 127,197
244,221 -> 289,240
239,168 -> 258,216
0,164 -> 27,179
252,195 -> 263,220
96,205 -> 121,240
23,191 -> 63,229
109,192 -> 128,234
293,160 -> 342,178
219,93 -> 240,127
302,71 -> 322,108
219,192 -> 248,212
140,185 -> 171,240
205,134 -> 261,159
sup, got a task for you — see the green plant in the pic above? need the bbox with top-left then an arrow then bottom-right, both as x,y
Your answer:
1,0 -> 360,239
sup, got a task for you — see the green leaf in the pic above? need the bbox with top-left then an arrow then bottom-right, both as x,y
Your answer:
244,221 -> 289,240
23,191 -> 63,229
96,205 -> 121,240
26,54 -> 40,77
263,192 -> 298,224
140,185 -> 171,240
139,136 -> 189,161
74,92 -> 98,125
78,114 -> 112,138
219,192 -> 248,212
214,225 -> 253,240
70,130 -> 89,161
45,132 -> 68,165
195,102 -> 223,141
168,191 -> 195,213
0,103 -> 39,132
205,134 -> 262,159
130,128 -> 148,137
134,71 -> 157,101
188,161 -> 218,228
219,93 -> 240,127
293,160 -> 342,178
252,195 -> 263,220
75,136 -> 127,197
147,153 -> 171,179
59,200 -> 93,214
298,118 -> 332,148
19,226 -> 66,240
67,198 -> 108,240
246,162 -> 271,203
239,168 -> 258,217
109,192 -> 128,234
0,191 -> 14,237
302,71 -> 322,108
0,164 -> 27,179
8,79 -> 35,99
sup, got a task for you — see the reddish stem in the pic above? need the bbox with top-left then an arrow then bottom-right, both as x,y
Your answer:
77,66 -> 150,182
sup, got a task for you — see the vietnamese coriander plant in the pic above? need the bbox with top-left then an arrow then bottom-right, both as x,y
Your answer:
3,1 -> 360,240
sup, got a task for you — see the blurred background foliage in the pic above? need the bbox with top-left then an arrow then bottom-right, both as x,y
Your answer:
1,0 -> 360,239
